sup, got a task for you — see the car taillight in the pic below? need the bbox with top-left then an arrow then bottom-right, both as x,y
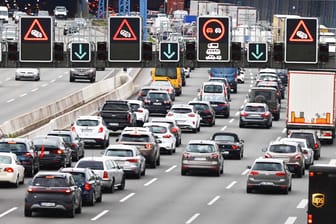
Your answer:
261,112 -> 270,118
188,113 -> 195,117
307,214 -> 313,224
163,134 -> 172,138
209,73 -> 212,77
103,171 -> 109,179
57,149 -> 63,155
264,153 -> 272,158
183,152 -> 191,159
145,144 -> 153,149
40,145 -> 45,158
98,127 -> 104,133
232,145 -> 239,150
167,112 -> 174,116
167,88 -> 173,93
71,143 -> 77,148
203,109 -> 210,114
24,152 -> 32,157
313,143 -> 319,149
144,99 -> 150,103
275,172 -> 286,176
171,127 -> 178,133
138,92 -> 142,96
164,100 -> 171,104
127,114 -> 131,123
4,167 -> 14,173
71,126 -> 75,132
240,111 -> 248,117
84,183 -> 91,191
249,170 -> 259,176
138,109 -> 143,112
127,159 -> 138,163
211,153 -> 218,159
64,189 -> 72,195
294,154 -> 302,160
218,103 -> 227,107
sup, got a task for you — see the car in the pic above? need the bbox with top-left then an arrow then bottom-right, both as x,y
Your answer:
211,132 -> 244,159
0,152 -> 25,187
166,104 -> 201,133
143,122 -> 177,155
59,167 -> 103,206
188,100 -> 216,126
181,140 -> 224,176
47,129 -> 85,161
32,135 -> 72,169
102,144 -> 146,178
74,157 -> 125,193
117,127 -> 160,168
37,10 -> 49,16
150,118 -> 182,147
13,11 -> 26,23
182,67 -> 191,78
263,140 -> 305,177
208,77 -> 231,100
181,68 -> 186,86
143,90 -> 173,115
127,100 -> 149,126
202,94 -> 230,118
0,138 -> 39,177
237,68 -> 245,83
199,81 -> 228,102
15,68 -> 40,81
288,129 -> 321,160
280,137 -> 314,169
137,86 -> 160,102
69,68 -> 96,83
256,80 -> 283,102
63,23 -> 80,36
246,157 -> 292,194
71,116 -> 109,149
150,80 -> 176,101
276,68 -> 288,86
239,102 -> 273,128
2,29 -> 17,41
24,172 -> 82,217
54,6 -> 68,19
256,72 -> 285,99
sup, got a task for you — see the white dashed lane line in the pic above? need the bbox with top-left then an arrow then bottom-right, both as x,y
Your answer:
91,210 -> 109,221
282,128 -> 287,134
185,213 -> 200,224
229,119 -> 234,123
221,126 -> 227,131
144,178 -> 157,186
19,93 -> 27,97
31,88 -> 38,92
241,169 -> 249,175
296,199 -> 308,209
5,77 -> 10,81
41,83 -> 48,87
6,99 -> 14,103
207,195 -> 220,206
165,165 -> 177,173
226,181 -> 237,189
58,75 -> 63,78
284,216 -> 297,224
50,79 -> 56,83
120,193 -> 135,202
0,207 -> 18,218
235,111 -> 240,116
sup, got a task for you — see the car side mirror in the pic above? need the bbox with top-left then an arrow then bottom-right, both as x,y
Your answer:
261,147 -> 267,152
247,165 -> 251,169
241,139 -> 244,143
116,138 -> 119,142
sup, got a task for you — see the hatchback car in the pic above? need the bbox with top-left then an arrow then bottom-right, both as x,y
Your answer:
71,116 -> 109,148
15,68 -> 40,81
150,118 -> 182,147
137,86 -> 160,102
246,157 -> 292,194
199,81 -> 228,102
256,81 -> 282,102
48,129 -> 85,161
239,102 -> 272,128
166,104 -> 201,133
288,130 -> 321,160
181,140 -> 224,176
0,138 -> 39,177
211,132 -> 244,159
144,90 -> 173,115
188,100 -> 216,126
69,68 -> 96,83
208,77 -> 231,100
60,167 -> 102,206
202,94 -> 230,118
150,80 -> 176,101
127,100 -> 149,126
24,172 -> 82,217
264,140 -> 305,177
102,144 -> 146,178
74,157 -> 125,193
0,152 -> 25,187
32,136 -> 72,169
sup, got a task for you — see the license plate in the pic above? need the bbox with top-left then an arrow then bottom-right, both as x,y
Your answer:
109,123 -> 118,126
194,157 -> 206,161
153,102 -> 162,105
43,151 -> 50,155
41,202 -> 55,207
261,182 -> 274,186
211,104 -> 217,107
222,151 -> 229,155
177,120 -> 186,123
82,129 -> 92,132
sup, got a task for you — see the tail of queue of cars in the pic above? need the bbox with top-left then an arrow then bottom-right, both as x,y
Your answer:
151,67 -> 183,96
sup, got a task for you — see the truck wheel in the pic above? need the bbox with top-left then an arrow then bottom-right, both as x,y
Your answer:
274,113 -> 280,121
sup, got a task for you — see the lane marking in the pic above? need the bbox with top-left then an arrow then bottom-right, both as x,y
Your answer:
226,181 -> 237,189
58,75 -> 63,78
41,83 -> 48,87
207,195 -> 220,206
91,210 -> 109,221
296,199 -> 308,209
6,99 -> 15,103
250,84 -> 253,88
235,111 -> 240,116
241,169 -> 250,175
282,128 -> 287,134
0,207 -> 18,218
185,213 -> 200,224
276,136 -> 281,141
165,165 -> 177,173
31,88 -> 38,92
50,79 -> 56,83
221,126 -> 227,131
144,178 -> 157,186
284,216 -> 297,224
20,93 -> 27,97
229,119 -> 234,123
5,77 -> 10,81
120,193 -> 135,202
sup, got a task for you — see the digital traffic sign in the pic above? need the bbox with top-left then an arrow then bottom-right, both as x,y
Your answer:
159,42 -> 179,62
247,42 -> 268,62
70,42 -> 91,62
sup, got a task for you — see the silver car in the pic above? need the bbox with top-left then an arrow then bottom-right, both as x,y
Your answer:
246,157 -> 292,194
239,102 -> 272,128
15,68 -> 40,81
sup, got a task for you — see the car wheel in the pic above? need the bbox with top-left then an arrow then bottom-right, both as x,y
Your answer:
197,125 -> 200,132
13,176 -> 19,188
168,149 -> 172,155
274,113 -> 280,121
192,128 -> 197,133
181,169 -> 187,176
20,174 -> 24,185
24,207 -> 32,217
239,122 -> 244,128
150,159 -> 156,168
135,170 -> 141,179
118,176 -> 126,190
282,187 -> 289,195
289,183 -> 292,192
67,204 -> 76,218
246,187 -> 252,193
214,168 -> 221,177
88,192 -> 95,206
156,155 -> 160,166
109,179 -> 115,193
73,152 -> 80,162
28,164 -> 35,177
90,77 -> 96,83
296,168 -> 303,178
75,199 -> 82,214
96,191 -> 102,202
141,167 -> 146,176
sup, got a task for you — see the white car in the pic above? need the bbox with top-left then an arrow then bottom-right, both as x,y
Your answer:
71,116 -> 109,148
15,68 -> 40,81
127,100 -> 149,126
166,104 -> 201,133
0,152 -> 25,187
238,68 -> 245,83
143,122 -> 177,155
102,144 -> 146,179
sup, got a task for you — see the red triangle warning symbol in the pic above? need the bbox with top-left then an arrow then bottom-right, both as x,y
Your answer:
24,19 -> 49,41
113,19 -> 137,41
289,20 -> 314,42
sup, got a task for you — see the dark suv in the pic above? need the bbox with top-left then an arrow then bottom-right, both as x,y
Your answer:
288,130 -> 321,160
249,87 -> 281,121
0,138 -> 39,177
143,90 -> 172,115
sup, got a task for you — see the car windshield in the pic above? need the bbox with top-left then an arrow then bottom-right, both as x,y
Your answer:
120,134 -> 150,142
253,162 -> 283,171
147,125 -> 167,134
105,149 -> 134,157
172,108 -> 192,114
0,142 -> 27,153
33,176 -> 68,187
186,144 -> 215,153
130,103 -> 140,111
77,161 -> 104,170
204,85 -> 223,93
0,155 -> 12,164
155,68 -> 177,79
202,95 -> 226,101
76,119 -> 99,126
245,105 -> 265,112
190,103 -> 209,110
269,144 -> 296,153
213,135 -> 236,142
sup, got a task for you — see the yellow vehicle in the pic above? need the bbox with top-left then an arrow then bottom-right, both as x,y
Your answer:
151,67 -> 182,96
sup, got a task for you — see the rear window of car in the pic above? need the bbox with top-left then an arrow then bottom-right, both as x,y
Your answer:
76,119 -> 99,126
253,162 -> 283,171
120,134 -> 150,142
0,155 -> 12,164
189,103 -> 209,110
155,68 -> 177,79
245,106 -> 265,112
213,135 -> 235,142
68,172 -> 85,185
290,133 -> 314,147
129,103 -> 140,111
147,126 -> 167,134
269,144 -> 296,153
187,144 -> 215,153
105,149 -> 133,157
33,176 -> 68,187
172,108 -> 192,114
147,93 -> 169,100
0,142 -> 27,153
252,91 -> 272,100
76,161 -> 104,170
204,85 -> 223,93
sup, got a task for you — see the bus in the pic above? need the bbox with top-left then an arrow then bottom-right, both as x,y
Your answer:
151,67 -> 182,96
307,164 -> 336,224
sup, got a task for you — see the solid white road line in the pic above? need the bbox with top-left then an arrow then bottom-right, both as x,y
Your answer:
241,169 -> 250,175
31,88 -> 38,92
297,199 -> 308,209
221,126 -> 227,131
144,178 -> 158,186
165,165 -> 177,173
0,207 -> 17,218
207,195 -> 220,206
185,213 -> 200,224
20,93 -> 27,97
226,181 -> 237,189
91,210 -> 109,221
284,216 -> 297,224
120,193 -> 135,202
6,99 -> 14,103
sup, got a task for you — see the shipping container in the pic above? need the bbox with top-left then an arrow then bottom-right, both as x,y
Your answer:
272,14 -> 300,43
237,6 -> 258,27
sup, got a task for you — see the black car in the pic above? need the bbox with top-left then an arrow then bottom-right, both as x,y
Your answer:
188,100 -> 216,126
48,129 -> 85,162
202,95 -> 230,118
69,68 -> 96,83
60,167 -> 102,206
143,90 -> 172,115
137,86 -> 159,101
24,172 -> 82,217
0,138 -> 39,177
211,132 -> 244,159
32,136 -> 72,169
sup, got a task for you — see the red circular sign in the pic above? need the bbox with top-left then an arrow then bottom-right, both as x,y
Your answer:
202,19 -> 225,42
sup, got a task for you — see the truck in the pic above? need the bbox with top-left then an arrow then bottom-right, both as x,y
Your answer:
272,14 -> 300,43
307,164 -> 336,224
208,67 -> 239,93
286,70 -> 336,144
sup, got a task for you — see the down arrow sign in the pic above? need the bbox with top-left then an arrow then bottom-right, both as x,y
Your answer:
251,44 -> 264,60
163,43 -> 176,59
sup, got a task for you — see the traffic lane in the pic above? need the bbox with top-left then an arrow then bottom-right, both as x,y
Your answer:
0,68 -> 114,122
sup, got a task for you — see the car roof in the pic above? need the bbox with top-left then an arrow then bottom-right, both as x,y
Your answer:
77,156 -> 110,162
188,100 -> 211,105
270,140 -> 299,147
60,167 -> 90,173
202,81 -> 224,86
150,117 -> 176,123
122,127 -> 152,135
251,87 -> 277,91
188,140 -> 215,145
212,132 -> 238,137
171,104 -> 194,109
0,138 -> 30,143
76,115 -> 102,120
259,68 -> 277,74
253,157 -> 284,164
244,102 -> 267,107
143,122 -> 171,128
281,137 -> 307,143
127,100 -> 143,104
0,152 -> 17,157
106,144 -> 138,150
34,171 -> 71,178
147,90 -> 169,94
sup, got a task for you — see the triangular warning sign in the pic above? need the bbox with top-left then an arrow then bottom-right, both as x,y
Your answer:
289,20 -> 314,42
24,19 -> 48,41
113,19 -> 137,41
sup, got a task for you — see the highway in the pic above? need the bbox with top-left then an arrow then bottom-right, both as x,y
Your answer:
0,67 -> 334,224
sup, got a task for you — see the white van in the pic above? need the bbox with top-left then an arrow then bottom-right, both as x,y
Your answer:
199,81 -> 228,101
0,6 -> 9,23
